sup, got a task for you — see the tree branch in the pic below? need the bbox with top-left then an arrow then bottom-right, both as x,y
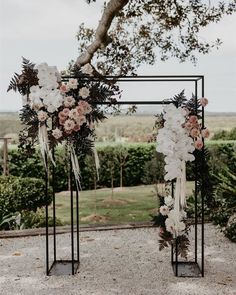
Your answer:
76,0 -> 129,67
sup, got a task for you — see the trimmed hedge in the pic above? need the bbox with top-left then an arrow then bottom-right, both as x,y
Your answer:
2,141 -> 235,192
0,176 -> 52,216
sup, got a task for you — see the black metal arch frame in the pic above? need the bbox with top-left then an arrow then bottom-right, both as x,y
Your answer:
45,75 -> 205,277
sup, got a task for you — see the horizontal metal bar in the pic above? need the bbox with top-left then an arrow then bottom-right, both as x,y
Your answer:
62,75 -> 203,79
93,101 -> 173,105
62,78 -> 202,82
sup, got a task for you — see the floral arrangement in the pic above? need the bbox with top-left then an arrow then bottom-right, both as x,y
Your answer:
8,58 -> 119,185
155,91 -> 210,258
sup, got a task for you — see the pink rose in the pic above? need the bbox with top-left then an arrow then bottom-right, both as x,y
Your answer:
38,110 -> 48,122
58,111 -> 67,120
64,96 -> 75,108
194,138 -> 203,150
200,97 -> 208,107
83,104 -> 92,114
59,118 -> 66,125
69,108 -> 79,120
65,129 -> 73,135
76,105 -> 84,115
185,122 -> 192,130
60,84 -> 69,93
189,115 -> 198,124
62,108 -> 70,116
52,128 -> 63,139
78,115 -> 86,126
190,127 -> 200,138
73,124 -> 81,132
64,119 -> 75,131
201,128 -> 210,138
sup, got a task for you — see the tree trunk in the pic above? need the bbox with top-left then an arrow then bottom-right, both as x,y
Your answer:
111,173 -> 114,200
120,165 -> 123,189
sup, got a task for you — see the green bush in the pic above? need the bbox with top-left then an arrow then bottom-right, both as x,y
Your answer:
224,222 -> 236,242
0,176 -> 52,216
212,128 -> 236,140
21,210 -> 63,229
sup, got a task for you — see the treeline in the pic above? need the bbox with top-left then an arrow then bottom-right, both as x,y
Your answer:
1,141 -> 235,192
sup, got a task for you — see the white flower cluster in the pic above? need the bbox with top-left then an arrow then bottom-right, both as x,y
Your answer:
28,63 -> 63,113
156,104 -> 195,181
160,195 -> 187,237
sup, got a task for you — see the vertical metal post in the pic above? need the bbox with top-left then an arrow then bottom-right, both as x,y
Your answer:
194,80 -> 198,264
45,155 -> 49,276
76,187 -> 80,263
52,148 -> 56,263
70,160 -> 75,275
201,77 -> 205,277
175,238 -> 178,276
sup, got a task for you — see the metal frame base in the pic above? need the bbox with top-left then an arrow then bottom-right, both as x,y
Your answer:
171,261 -> 202,277
48,260 -> 80,276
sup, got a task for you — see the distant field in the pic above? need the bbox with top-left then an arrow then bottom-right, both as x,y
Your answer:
95,114 -> 236,141
0,112 -> 235,141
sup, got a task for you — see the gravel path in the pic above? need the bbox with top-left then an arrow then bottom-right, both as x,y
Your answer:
0,224 -> 235,295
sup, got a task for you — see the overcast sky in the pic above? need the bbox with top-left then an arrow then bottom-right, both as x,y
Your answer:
0,0 -> 236,112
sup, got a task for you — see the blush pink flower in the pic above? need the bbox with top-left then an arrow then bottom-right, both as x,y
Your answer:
38,110 -> 48,122
189,115 -> 198,125
59,118 -> 66,125
184,121 -> 192,130
78,115 -> 86,126
69,108 -> 80,120
83,103 -> 92,114
58,111 -> 67,121
52,128 -> 63,139
194,138 -> 203,150
201,128 -> 210,138
182,107 -> 190,116
64,119 -> 75,131
76,105 -> 84,115
60,84 -> 69,93
62,108 -> 70,116
64,96 -> 75,107
73,124 -> 81,132
79,100 -> 87,107
190,127 -> 200,138
65,129 -> 73,135
68,78 -> 78,90
79,87 -> 90,98
200,97 -> 208,107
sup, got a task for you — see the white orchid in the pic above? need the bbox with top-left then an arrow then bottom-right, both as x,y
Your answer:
164,195 -> 174,207
165,209 -> 186,236
156,103 -> 195,182
43,89 -> 63,113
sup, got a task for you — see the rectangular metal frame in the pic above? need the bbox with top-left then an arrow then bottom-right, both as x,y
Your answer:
45,75 -> 205,277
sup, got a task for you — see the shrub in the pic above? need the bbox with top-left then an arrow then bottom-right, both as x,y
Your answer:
21,210 -> 63,229
212,128 -> 236,140
0,176 -> 52,216
224,222 -> 236,242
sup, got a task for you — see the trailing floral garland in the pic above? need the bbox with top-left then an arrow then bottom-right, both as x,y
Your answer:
155,92 -> 210,258
8,58 -> 119,185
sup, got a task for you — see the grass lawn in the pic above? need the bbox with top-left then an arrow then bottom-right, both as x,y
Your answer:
50,183 -> 194,225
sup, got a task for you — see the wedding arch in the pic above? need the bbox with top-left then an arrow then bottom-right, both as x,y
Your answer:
42,74 -> 206,277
